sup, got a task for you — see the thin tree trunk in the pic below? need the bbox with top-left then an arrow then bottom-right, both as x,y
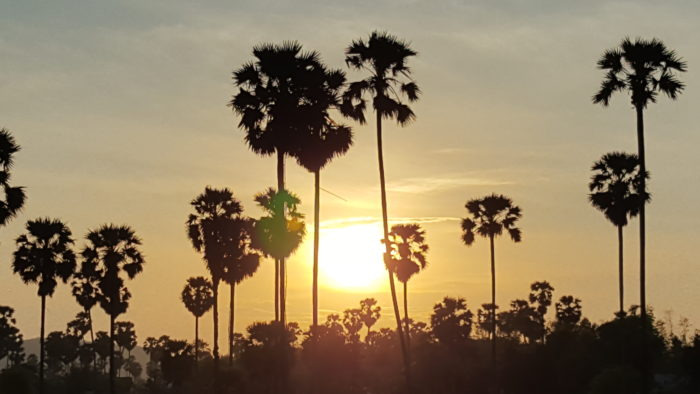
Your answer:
312,170 -> 321,327
277,149 -> 286,325
229,282 -> 235,365
403,282 -> 411,350
195,316 -> 199,371
88,308 -> 96,372
40,295 -> 45,394
376,110 -> 410,388
636,105 -> 649,394
618,225 -> 624,315
109,314 -> 115,394
275,259 -> 279,321
212,279 -> 220,368
489,234 -> 496,363
280,258 -> 286,326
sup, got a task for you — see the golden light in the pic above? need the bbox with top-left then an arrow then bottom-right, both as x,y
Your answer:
317,222 -> 387,292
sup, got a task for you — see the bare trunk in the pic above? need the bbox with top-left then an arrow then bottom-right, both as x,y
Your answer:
618,225 -> 624,315
40,295 -> 45,394
109,314 -> 115,394
276,149 -> 285,323
490,234 -> 496,363
195,316 -> 199,371
229,282 -> 235,365
212,279 -> 220,369
312,170 -> 321,327
403,282 -> 411,350
636,105 -> 649,393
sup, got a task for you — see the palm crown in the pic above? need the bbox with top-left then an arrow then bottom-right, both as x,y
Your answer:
593,37 -> 687,108
181,277 -> 214,318
220,218 -> 261,286
341,31 -> 420,124
461,194 -> 522,245
0,128 -> 26,226
385,224 -> 429,283
81,224 -> 144,317
589,152 -> 650,227
13,218 -> 77,297
252,188 -> 305,260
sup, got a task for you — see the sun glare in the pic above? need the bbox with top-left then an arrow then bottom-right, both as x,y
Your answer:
317,222 -> 387,292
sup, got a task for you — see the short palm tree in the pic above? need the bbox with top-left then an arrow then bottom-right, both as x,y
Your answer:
0,128 -> 26,227
385,224 -> 428,346
186,186 -> 243,367
230,42 -> 328,322
81,224 -> 144,394
220,217 -> 260,364
252,188 -> 305,325
181,276 -> 213,368
589,152 -> 649,315
292,64 -> 353,326
71,264 -> 100,369
593,37 -> 686,324
461,194 -> 522,362
341,31 -> 420,377
12,219 -> 76,393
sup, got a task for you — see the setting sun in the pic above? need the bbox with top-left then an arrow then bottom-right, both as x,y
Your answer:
316,222 -> 387,292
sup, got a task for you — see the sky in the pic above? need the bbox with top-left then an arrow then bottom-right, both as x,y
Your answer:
1,0 -> 699,350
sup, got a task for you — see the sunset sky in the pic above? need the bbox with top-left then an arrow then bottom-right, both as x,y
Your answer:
1,0 -> 699,350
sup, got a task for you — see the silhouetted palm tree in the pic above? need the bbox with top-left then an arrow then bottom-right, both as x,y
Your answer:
359,298 -> 381,339
186,187 -> 243,368
341,31 -> 420,378
593,37 -> 686,325
461,194 -> 522,362
81,224 -> 144,394
292,66 -> 353,326
12,218 -> 76,393
181,276 -> 213,369
230,42 -> 328,322
220,217 -> 260,364
252,188 -> 305,324
0,128 -> 26,227
589,152 -> 649,315
71,265 -> 99,369
386,224 -> 428,347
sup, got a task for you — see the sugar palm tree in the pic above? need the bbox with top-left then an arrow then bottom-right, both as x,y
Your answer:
340,31 -> 420,377
220,217 -> 260,364
461,194 -> 522,362
589,152 -> 649,315
593,37 -> 686,325
0,128 -> 26,227
181,276 -> 213,369
186,186 -> 243,368
252,188 -> 305,325
71,264 -> 100,369
12,218 -> 76,393
81,224 -> 144,394
293,68 -> 353,326
385,224 -> 428,347
230,42 -> 328,322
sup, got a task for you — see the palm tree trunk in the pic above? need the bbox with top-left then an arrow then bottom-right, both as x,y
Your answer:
618,225 -> 624,315
109,314 -> 115,394
195,316 -> 199,371
40,295 -> 45,394
312,169 -> 321,327
403,282 -> 411,350
489,234 -> 496,363
280,258 -> 286,326
212,279 -> 220,369
376,110 -> 410,386
88,308 -> 96,372
277,149 -> 286,325
229,282 -> 235,365
275,259 -> 279,321
636,105 -> 649,394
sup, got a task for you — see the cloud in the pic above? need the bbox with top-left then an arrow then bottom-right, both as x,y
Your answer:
387,176 -> 514,193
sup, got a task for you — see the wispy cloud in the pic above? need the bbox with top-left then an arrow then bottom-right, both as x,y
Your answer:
387,176 -> 514,193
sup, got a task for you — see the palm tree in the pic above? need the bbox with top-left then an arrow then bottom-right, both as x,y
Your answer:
186,186 -> 243,367
593,37 -> 686,325
220,217 -> 260,364
230,41 -> 328,322
71,266 -> 99,370
385,224 -> 428,347
251,188 -> 305,325
0,128 -> 26,227
589,152 -> 649,315
461,194 -> 522,362
81,224 -> 144,394
12,218 -> 76,393
181,276 -> 213,368
292,64 -> 353,327
340,31 -> 420,377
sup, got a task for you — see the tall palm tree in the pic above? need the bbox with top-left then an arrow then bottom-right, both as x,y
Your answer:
461,194 -> 522,362
251,188 -> 305,325
81,224 -> 144,394
385,224 -> 428,347
340,31 -> 420,378
181,276 -> 213,368
593,37 -> 686,325
0,128 -> 26,227
589,152 -> 649,315
292,63 -> 353,327
71,264 -> 100,369
220,217 -> 260,364
12,218 -> 76,393
230,41 -> 328,322
186,186 -> 243,367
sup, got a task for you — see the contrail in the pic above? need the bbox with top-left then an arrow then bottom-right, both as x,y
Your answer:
320,187 -> 348,202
